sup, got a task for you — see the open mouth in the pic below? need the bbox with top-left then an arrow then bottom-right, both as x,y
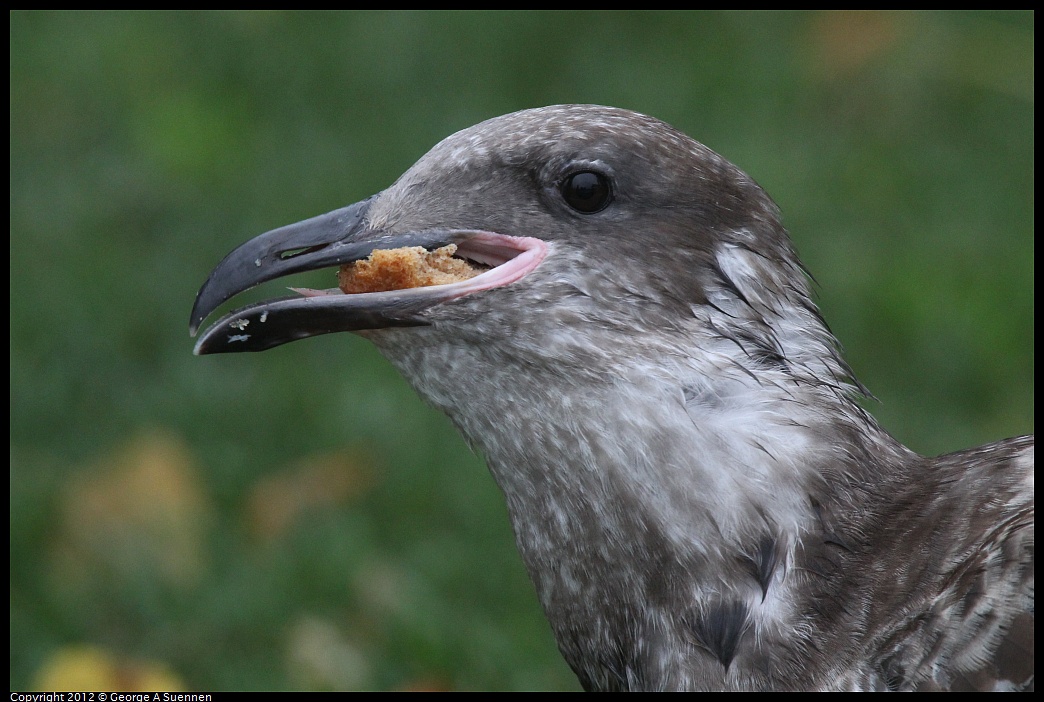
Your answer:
190,197 -> 547,356
291,233 -> 545,301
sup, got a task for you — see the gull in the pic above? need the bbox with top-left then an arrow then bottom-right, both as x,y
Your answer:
191,105 -> 1033,691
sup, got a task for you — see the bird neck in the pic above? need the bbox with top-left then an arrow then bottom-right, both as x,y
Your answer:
368,318 -> 908,689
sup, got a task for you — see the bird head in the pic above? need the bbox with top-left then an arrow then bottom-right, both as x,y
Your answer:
191,105 -> 815,372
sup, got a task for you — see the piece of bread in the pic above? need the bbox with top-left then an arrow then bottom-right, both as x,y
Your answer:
338,244 -> 484,294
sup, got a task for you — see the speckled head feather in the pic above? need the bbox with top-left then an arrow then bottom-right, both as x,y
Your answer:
192,105 -> 1033,691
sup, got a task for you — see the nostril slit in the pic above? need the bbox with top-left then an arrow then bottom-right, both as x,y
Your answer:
279,244 -> 328,260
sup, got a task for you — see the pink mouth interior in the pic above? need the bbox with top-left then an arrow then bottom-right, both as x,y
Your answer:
292,232 -> 547,299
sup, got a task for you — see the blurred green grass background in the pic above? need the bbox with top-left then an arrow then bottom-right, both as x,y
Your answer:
10,10 -> 1033,691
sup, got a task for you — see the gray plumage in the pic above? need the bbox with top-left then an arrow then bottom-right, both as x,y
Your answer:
191,105 -> 1033,691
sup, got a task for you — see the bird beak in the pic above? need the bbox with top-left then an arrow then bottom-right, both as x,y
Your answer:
190,195 -> 547,355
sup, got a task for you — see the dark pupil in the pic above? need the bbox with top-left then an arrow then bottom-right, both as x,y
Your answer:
563,171 -> 610,213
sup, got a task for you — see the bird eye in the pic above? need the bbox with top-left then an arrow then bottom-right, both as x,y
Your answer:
560,171 -> 612,213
